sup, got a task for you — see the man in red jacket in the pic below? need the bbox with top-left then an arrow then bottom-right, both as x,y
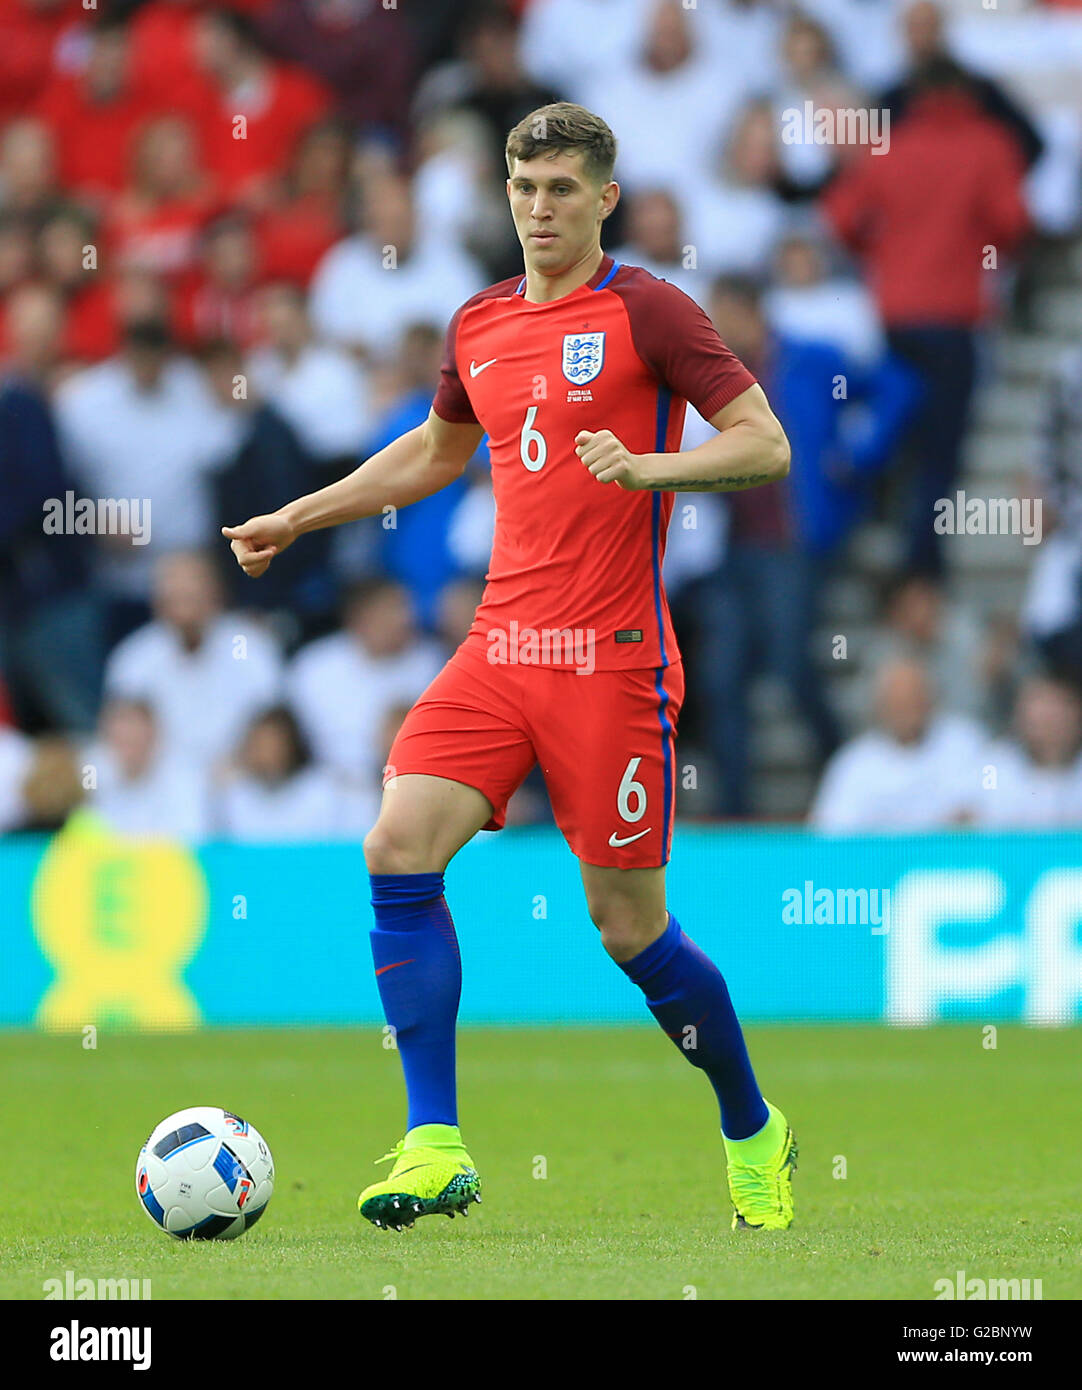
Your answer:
823,56 -> 1030,575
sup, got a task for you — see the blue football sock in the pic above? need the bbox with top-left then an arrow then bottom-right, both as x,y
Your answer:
618,911 -> 769,1140
369,872 -> 460,1131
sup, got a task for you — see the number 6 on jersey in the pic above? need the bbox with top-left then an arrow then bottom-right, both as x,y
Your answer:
520,406 -> 547,472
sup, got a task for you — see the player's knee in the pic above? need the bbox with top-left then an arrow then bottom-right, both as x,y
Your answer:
363,822 -> 438,876
590,902 -> 664,964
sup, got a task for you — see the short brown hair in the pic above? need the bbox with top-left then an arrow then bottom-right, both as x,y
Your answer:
505,102 -> 617,185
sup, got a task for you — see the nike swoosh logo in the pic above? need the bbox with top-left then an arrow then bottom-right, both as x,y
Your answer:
608,828 -> 652,847
469,358 -> 498,377
375,958 -> 416,976
392,1163 -> 430,1178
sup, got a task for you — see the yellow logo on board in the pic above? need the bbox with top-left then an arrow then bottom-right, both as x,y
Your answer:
31,810 -> 208,1031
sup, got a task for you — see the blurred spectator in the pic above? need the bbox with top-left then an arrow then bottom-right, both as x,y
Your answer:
0,0 -> 85,124
2,277 -> 62,380
0,0 -> 1064,837
810,656 -> 985,830
683,101 -> 786,277
763,229 -> 884,367
581,0 -> 746,203
771,10 -> 868,201
965,676 -> 1082,828
126,0 -> 271,100
447,464 -> 496,582
259,0 -> 414,139
55,318 -> 238,636
334,322 -> 480,630
85,696 -> 209,839
697,0 -> 786,87
411,108 -> 517,281
435,575 -> 485,656
863,572 -> 997,724
0,713 -> 32,831
309,169 -> 484,361
683,274 -> 916,815
103,550 -> 283,773
661,478 -> 728,611
881,1 -> 1044,170
0,117 -> 61,222
518,0 -> 653,104
177,214 -> 262,348
190,7 -> 330,210
412,2 -> 561,162
207,335 -> 337,633
255,117 -> 350,286
287,578 -> 444,782
1022,344 -> 1082,687
0,212 -> 35,303
0,282 -> 104,732
37,206 -> 117,362
823,56 -> 1030,575
16,733 -> 83,832
610,188 -> 704,303
797,0 -> 902,94
215,703 -> 352,841
33,14 -> 152,205
247,280 -> 371,464
105,115 -> 218,286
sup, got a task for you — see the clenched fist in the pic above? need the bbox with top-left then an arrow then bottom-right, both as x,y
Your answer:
574,429 -> 645,489
220,512 -> 296,578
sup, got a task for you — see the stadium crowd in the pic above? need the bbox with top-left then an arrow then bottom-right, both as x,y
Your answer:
3,0 -> 1082,837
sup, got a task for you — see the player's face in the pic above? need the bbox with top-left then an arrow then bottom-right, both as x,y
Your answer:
507,152 -> 616,275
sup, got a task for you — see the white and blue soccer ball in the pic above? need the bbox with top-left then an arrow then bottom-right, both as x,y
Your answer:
136,1106 -> 274,1240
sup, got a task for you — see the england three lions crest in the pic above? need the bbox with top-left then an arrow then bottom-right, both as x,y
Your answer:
562,332 -> 605,384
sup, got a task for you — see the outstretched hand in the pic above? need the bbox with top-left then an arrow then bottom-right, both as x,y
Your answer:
220,513 -> 296,579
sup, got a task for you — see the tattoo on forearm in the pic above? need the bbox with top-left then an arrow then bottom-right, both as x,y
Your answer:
650,473 -> 776,491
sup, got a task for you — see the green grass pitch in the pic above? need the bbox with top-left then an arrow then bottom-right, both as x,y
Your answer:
3,1024 -> 1080,1300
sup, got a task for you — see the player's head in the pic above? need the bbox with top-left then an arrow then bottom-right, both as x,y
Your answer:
505,103 -> 619,276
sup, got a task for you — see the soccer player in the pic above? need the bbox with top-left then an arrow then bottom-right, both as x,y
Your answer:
223,104 -> 797,1232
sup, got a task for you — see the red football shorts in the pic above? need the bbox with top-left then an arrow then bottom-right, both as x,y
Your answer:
384,643 -> 685,868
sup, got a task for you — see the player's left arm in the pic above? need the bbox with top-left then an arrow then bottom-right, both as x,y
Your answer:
575,383 -> 790,492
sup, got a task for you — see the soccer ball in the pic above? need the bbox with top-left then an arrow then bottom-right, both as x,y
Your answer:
136,1106 -> 274,1240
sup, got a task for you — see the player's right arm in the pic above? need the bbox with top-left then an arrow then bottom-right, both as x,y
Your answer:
221,410 -> 484,578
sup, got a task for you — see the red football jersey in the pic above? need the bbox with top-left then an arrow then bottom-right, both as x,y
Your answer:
432,254 -> 756,671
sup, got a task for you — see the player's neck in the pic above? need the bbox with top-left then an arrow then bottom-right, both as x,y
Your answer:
522,245 -> 606,303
